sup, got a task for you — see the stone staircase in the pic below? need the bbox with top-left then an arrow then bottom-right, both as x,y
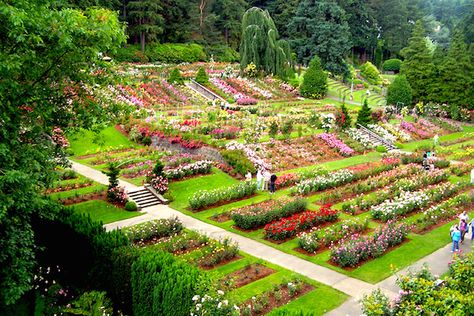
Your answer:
186,79 -> 228,105
127,185 -> 168,209
357,123 -> 396,151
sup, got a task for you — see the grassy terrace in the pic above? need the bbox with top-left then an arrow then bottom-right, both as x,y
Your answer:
69,200 -> 143,224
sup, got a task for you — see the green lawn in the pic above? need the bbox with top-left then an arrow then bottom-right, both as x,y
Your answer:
69,200 -> 144,224
68,126 -> 138,156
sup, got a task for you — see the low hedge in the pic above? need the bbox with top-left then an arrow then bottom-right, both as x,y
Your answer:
382,59 -> 402,72
146,43 -> 206,63
231,198 -> 307,230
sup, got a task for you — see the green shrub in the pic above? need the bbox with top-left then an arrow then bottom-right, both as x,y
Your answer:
113,45 -> 149,63
382,58 -> 402,72
168,68 -> 184,85
195,67 -> 209,85
386,75 -> 412,106
221,149 -> 256,175
60,169 -> 78,180
300,56 -> 327,99
356,99 -> 372,127
360,289 -> 391,316
131,251 -> 207,316
360,61 -> 381,85
395,142 -> 404,149
145,43 -> 206,63
62,291 -> 113,316
205,44 -> 239,62
376,145 -> 387,153
125,201 -> 138,212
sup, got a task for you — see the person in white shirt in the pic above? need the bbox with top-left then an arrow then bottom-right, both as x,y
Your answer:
263,170 -> 271,191
459,211 -> 469,223
256,169 -> 263,190
471,168 -> 474,184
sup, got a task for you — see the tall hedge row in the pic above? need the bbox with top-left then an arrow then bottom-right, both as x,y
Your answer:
131,251 -> 206,316
113,43 -> 207,63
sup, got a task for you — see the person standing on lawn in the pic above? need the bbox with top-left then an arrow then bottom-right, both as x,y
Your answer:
451,225 -> 461,252
459,219 -> 468,243
263,170 -> 271,191
269,174 -> 277,194
256,169 -> 263,190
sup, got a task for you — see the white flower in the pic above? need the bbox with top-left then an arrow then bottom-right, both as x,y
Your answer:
217,290 -> 224,296
217,302 -> 222,309
223,300 -> 228,305
192,295 -> 200,301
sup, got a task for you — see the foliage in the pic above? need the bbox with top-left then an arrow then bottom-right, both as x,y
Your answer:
190,291 -> 239,316
125,201 -> 138,212
382,59 -> 402,72
189,182 -> 257,210
299,56 -> 328,99
386,75 -> 412,106
168,68 -> 184,85
360,289 -> 391,316
240,7 -> 292,79
195,67 -> 209,85
356,99 -> 372,127
400,20 -> 436,103
336,103 -> 352,129
127,0 -> 164,53
221,150 -> 256,176
0,1 -> 126,305
131,250 -> 206,316
146,43 -> 207,63
289,0 -> 351,76
152,159 -> 165,178
360,61 -> 381,85
149,175 -> 169,194
62,291 -> 113,316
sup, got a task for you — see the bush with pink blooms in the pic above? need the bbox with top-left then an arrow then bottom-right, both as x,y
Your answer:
149,175 -> 169,194
330,221 -> 409,267
316,133 -> 354,156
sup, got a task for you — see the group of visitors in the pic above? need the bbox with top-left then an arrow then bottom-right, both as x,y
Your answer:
246,169 -> 278,194
450,211 -> 473,252
422,150 -> 437,171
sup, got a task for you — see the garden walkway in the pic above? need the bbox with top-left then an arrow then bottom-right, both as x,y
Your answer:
72,160 -> 472,315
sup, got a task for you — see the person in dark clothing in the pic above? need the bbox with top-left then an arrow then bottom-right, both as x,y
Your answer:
269,174 -> 277,193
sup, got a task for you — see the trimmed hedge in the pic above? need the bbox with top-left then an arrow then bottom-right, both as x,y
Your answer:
382,59 -> 402,72
146,43 -> 206,63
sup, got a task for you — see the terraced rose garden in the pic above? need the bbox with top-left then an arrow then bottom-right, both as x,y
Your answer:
66,63 -> 474,314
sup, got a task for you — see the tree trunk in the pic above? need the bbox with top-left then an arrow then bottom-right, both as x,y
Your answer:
225,28 -> 228,44
199,0 -> 207,35
141,32 -> 145,53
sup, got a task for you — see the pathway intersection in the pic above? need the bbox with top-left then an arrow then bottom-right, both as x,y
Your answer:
72,161 -> 472,316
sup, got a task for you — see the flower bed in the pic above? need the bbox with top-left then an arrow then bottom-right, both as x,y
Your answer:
198,238 -> 240,268
413,191 -> 474,232
381,123 -> 411,142
123,217 -> 183,245
231,198 -> 307,230
330,221 -> 410,267
189,181 -> 257,210
368,124 -> 397,143
163,160 -> 213,180
370,182 -> 461,221
264,205 -> 338,241
400,121 -> 431,139
275,173 -> 299,188
295,169 -> 355,195
346,128 -> 374,148
298,218 -> 370,253
316,133 -> 355,156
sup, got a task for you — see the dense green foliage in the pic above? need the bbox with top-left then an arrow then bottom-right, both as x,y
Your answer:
112,43 -> 207,63
221,149 -> 256,176
131,251 -> 206,316
289,0 -> 351,76
382,58 -> 402,72
386,75 -> 412,106
339,103 -> 352,129
240,7 -> 292,78
359,61 -> 381,85
0,0 -> 126,306
195,67 -> 210,85
356,99 -> 372,127
127,0 -> 164,52
300,56 -> 328,99
168,68 -> 185,85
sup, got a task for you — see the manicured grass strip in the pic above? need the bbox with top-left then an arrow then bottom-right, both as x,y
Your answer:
68,126 -> 138,156
69,200 -> 143,224
169,168 -> 239,210
401,131 -> 472,152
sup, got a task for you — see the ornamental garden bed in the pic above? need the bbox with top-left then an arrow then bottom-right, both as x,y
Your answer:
189,193 -> 259,212
220,264 -> 275,289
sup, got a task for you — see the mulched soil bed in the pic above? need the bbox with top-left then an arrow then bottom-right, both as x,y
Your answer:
326,238 -> 411,272
243,283 -> 314,315
220,264 -> 275,289
210,212 -> 231,223
60,191 -> 125,209
189,194 -> 258,213
199,255 -> 242,270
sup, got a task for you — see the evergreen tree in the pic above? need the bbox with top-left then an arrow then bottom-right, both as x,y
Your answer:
356,99 -> 372,127
299,56 -> 328,99
240,7 -> 292,78
400,20 -> 436,103
211,0 -> 248,48
289,0 -> 351,76
436,30 -> 473,109
340,102 -> 352,129
127,0 -> 164,53
386,75 -> 413,106
168,68 -> 184,85
195,67 -> 209,85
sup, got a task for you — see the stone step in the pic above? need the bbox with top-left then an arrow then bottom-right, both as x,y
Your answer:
138,200 -> 162,208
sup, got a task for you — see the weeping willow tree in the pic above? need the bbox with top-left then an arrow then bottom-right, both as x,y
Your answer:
240,7 -> 292,79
